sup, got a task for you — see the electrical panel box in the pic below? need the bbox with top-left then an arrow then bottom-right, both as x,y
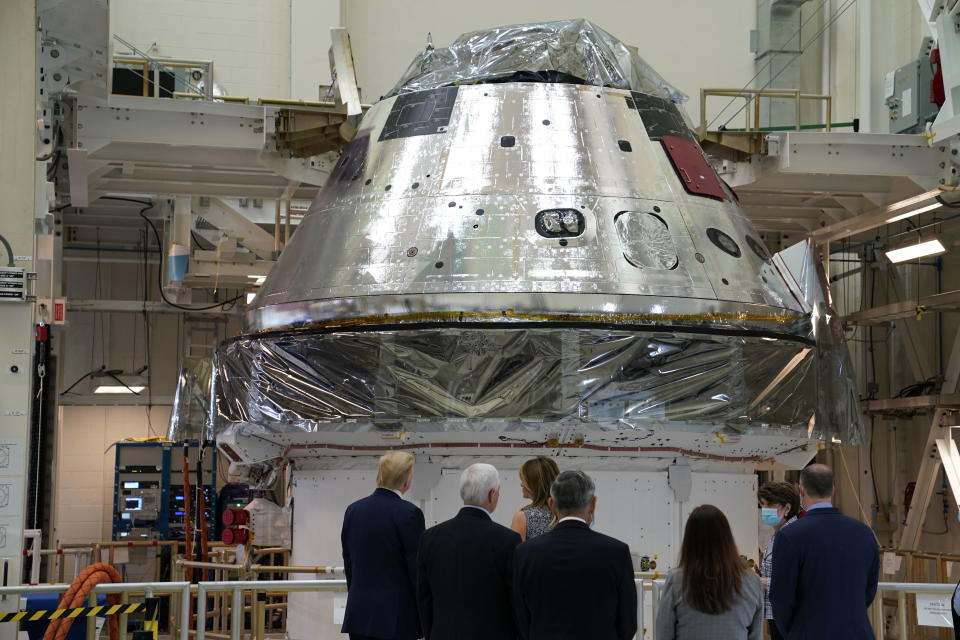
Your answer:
112,441 -> 217,541
886,39 -> 938,134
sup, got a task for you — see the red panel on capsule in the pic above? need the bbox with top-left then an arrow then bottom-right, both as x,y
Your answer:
660,135 -> 729,201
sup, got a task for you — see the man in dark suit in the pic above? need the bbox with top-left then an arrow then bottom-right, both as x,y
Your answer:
771,463 -> 879,639
417,463 -> 521,640
513,470 -> 637,640
341,451 -> 425,640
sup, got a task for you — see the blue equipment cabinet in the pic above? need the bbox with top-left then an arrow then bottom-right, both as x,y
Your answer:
112,441 -> 216,541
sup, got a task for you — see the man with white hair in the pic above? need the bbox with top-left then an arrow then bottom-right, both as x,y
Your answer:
417,463 -> 521,640
513,470 -> 637,640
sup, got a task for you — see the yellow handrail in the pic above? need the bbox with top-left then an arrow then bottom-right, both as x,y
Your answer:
699,87 -> 833,136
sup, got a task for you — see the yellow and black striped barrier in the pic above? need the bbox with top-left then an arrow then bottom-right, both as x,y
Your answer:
0,603 -> 141,623
142,598 -> 159,640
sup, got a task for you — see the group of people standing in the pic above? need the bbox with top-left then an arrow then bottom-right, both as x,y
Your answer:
339,453 -> 881,640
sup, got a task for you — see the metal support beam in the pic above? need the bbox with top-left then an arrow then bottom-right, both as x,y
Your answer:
886,268 -> 934,383
59,395 -> 175,406
846,289 -> 960,325
862,394 -> 960,413
810,189 -> 942,243
776,132 -> 940,178
935,437 -> 960,511
66,299 -> 241,314
195,198 -> 277,260
899,325 -> 960,550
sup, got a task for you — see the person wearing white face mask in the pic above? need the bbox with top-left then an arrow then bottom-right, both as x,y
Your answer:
757,482 -> 800,640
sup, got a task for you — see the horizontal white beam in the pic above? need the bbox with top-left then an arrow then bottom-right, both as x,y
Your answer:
60,394 -> 175,406
809,189 -> 943,243
66,299 -> 241,314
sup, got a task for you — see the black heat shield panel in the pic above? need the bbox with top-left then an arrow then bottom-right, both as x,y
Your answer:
627,91 -> 695,142
379,86 -> 459,141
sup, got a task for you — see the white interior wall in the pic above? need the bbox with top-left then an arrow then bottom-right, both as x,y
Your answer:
825,0 -> 924,131
108,0 -> 927,130
52,405 -> 172,545
111,0 -> 296,100
60,261 -> 208,399
290,0 -> 339,100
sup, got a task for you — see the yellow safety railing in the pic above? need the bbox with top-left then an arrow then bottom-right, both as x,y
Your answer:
699,88 -> 833,137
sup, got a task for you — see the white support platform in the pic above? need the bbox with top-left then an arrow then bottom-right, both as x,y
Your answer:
68,95 -> 332,205
723,131 -> 946,238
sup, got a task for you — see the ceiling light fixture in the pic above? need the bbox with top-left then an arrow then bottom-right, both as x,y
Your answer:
93,385 -> 147,394
93,375 -> 147,394
885,238 -> 947,263
885,202 -> 942,224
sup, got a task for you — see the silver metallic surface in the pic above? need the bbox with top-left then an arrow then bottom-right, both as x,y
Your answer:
385,19 -> 686,102
254,82 -> 797,326
168,362 -> 211,440
215,328 -> 817,434
210,22 -> 863,457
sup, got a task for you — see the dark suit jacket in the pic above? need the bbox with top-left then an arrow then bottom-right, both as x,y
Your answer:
341,488 -> 426,640
417,507 -> 521,640
770,506 -> 879,639
513,519 -> 637,640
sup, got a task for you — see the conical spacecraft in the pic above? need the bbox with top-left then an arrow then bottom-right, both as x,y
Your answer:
211,20 -> 860,472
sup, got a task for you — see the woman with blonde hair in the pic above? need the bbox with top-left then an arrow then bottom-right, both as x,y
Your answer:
510,456 -> 559,541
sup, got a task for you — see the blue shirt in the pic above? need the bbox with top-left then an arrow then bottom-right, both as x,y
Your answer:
805,501 -> 833,511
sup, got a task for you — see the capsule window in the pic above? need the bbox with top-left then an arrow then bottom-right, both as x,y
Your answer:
535,209 -> 585,238
745,236 -> 770,261
706,228 -> 742,258
615,211 -> 679,270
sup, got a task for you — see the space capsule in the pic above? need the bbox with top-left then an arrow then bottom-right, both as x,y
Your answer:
211,20 -> 860,469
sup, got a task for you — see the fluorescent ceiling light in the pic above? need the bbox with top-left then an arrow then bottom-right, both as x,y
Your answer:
886,203 -> 941,224
248,275 -> 266,285
885,238 -> 947,263
94,385 -> 146,394
246,292 -> 257,304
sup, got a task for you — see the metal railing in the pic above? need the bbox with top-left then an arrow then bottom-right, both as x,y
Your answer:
0,579 -> 953,640
0,581 -> 190,640
112,35 -> 213,100
699,88 -> 833,137
872,582 -> 957,639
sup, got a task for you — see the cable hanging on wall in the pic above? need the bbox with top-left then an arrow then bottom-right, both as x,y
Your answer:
98,196 -> 244,311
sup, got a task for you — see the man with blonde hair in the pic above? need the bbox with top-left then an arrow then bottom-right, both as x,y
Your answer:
341,451 -> 425,640
417,463 -> 521,639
